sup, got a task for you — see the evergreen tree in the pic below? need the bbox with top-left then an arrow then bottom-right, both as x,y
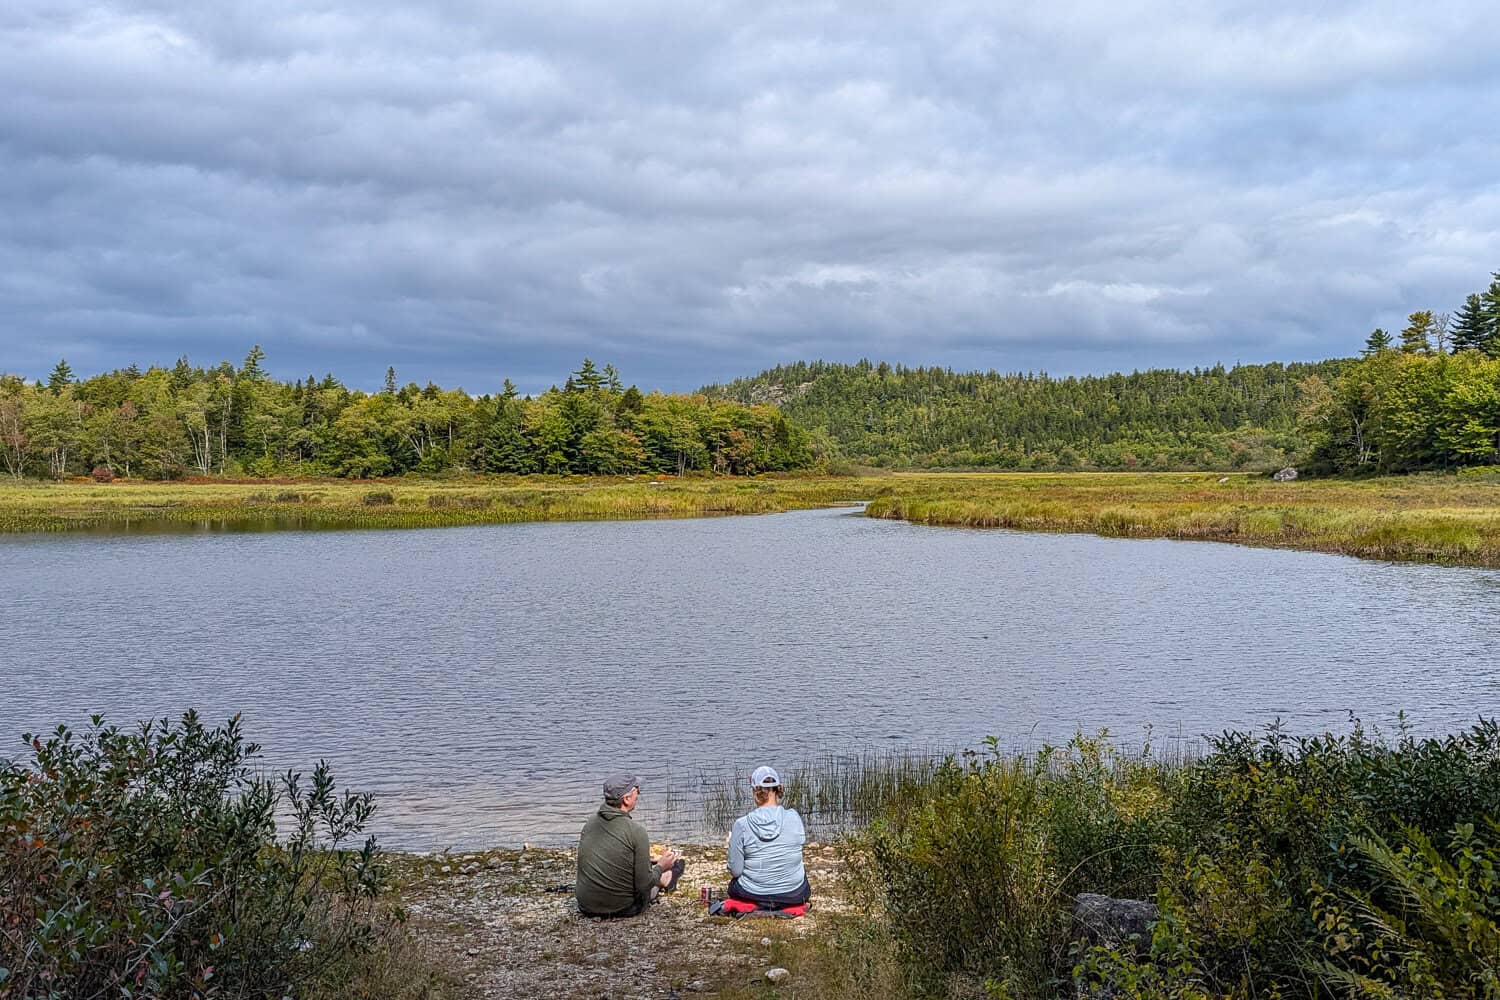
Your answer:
501,378 -> 519,400
1482,274 -> 1500,358
47,359 -> 74,395
485,396 -> 531,473
1362,329 -> 1393,356
604,364 -> 623,393
383,366 -> 397,395
1451,294 -> 1487,353
240,345 -> 267,381
1399,311 -> 1434,354
574,358 -> 606,391
124,363 -> 141,379
171,357 -> 193,392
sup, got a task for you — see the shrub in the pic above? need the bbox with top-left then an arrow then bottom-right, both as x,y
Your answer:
1075,719 -> 1500,998
0,712 -> 416,999
274,490 -> 304,503
361,490 -> 395,506
862,742 -> 1067,996
90,466 -> 115,483
1313,822 -> 1500,999
837,721 -> 1500,1000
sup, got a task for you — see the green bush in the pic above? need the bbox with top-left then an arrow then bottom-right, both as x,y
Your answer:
840,721 -> 1500,999
0,712 -> 416,999
864,745 -> 1063,996
1314,822 -> 1500,998
361,490 -> 395,506
857,735 -> 1183,997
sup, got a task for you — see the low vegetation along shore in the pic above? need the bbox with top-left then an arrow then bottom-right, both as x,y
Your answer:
5,470 -> 1500,567
8,713 -> 1500,999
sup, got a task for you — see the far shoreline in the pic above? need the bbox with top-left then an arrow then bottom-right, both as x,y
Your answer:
3,470 -> 1499,568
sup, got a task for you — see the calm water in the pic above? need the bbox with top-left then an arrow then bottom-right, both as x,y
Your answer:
4,507 -> 1498,848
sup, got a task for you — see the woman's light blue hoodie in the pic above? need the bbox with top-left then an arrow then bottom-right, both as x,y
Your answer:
727,804 -> 807,896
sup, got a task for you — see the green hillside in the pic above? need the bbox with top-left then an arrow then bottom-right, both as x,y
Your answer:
703,359 -> 1351,471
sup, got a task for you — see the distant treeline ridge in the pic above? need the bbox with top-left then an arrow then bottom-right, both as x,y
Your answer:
0,355 -> 815,480
704,358 -> 1347,471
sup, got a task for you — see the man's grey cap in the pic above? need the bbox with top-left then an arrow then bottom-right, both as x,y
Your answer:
751,765 -> 781,788
603,773 -> 640,803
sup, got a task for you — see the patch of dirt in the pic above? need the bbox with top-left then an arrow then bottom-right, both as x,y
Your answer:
393,842 -> 851,999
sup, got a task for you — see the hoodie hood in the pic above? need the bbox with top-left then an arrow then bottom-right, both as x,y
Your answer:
598,804 -> 631,822
747,804 -> 786,840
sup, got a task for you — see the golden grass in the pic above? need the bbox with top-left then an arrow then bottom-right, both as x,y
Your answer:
0,475 -> 867,534
865,471 -> 1500,566
4,471 -> 1500,567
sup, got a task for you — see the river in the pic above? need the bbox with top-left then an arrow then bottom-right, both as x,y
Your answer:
4,507 -> 1497,848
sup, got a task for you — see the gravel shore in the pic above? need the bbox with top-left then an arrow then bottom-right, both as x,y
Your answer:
391,842 -> 852,999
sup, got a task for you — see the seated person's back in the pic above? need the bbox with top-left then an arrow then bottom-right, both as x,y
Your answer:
576,773 -> 680,918
727,766 -> 809,908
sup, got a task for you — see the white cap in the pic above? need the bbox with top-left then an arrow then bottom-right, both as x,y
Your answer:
751,765 -> 781,788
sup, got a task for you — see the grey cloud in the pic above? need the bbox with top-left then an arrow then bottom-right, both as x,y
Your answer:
2,0 -> 1499,392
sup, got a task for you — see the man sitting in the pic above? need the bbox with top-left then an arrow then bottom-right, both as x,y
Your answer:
576,773 -> 684,918
725,765 -> 810,910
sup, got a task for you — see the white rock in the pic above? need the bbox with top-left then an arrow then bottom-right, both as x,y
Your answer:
766,967 -> 791,984
440,865 -> 453,874
760,937 -> 772,947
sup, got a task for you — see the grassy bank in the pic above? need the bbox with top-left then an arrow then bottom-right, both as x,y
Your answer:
866,470 -> 1500,566
0,475 -> 867,533
5,470 -> 1500,567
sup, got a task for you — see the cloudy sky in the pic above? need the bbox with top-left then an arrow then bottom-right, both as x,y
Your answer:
3,1 -> 1498,393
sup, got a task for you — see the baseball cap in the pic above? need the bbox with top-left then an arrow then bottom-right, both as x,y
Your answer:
603,773 -> 640,804
751,765 -> 781,788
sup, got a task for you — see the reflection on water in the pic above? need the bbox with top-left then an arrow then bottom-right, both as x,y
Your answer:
4,507 -> 1498,848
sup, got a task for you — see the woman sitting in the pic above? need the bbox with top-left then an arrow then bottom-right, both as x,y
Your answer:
726,765 -> 810,909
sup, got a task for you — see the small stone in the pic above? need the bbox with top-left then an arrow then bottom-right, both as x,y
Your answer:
487,857 -> 502,869
440,865 -> 453,874
1273,466 -> 1298,482
765,967 -> 791,984
585,951 -> 610,964
760,937 -> 772,947
684,981 -> 707,993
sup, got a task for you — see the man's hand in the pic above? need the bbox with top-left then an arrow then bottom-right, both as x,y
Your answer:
654,848 -> 680,870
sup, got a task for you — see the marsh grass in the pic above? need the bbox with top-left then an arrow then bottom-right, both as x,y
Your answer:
695,748 -> 945,837
865,471 -> 1500,566
5,470 -> 1500,567
689,736 -> 1201,841
0,475 -> 869,534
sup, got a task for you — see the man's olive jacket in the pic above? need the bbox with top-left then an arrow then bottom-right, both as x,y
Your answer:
576,804 -> 661,916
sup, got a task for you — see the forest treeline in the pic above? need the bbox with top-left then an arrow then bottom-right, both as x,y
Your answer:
1303,271 -> 1500,472
0,353 -> 815,480
705,358 -> 1348,471
707,271 -> 1500,473
6,270 -> 1497,480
